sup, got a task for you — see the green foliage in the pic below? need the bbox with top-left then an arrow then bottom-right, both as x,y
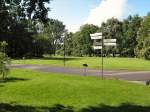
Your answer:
0,0 -> 150,60
144,47 -> 150,60
122,15 -> 142,57
101,18 -> 123,56
0,41 -> 7,52
32,33 -> 51,57
65,16 -> 142,58
44,19 -> 66,55
72,32 -> 84,56
65,17 -> 142,58
64,33 -> 74,56
135,13 -> 150,60
80,24 -> 100,56
0,0 -> 52,58
68,24 -> 99,56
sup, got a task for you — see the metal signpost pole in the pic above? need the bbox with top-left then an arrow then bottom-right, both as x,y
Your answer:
61,34 -> 66,67
101,35 -> 104,80
63,35 -> 66,66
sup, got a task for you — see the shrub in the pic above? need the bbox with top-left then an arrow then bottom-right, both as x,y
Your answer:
0,42 -> 10,80
144,47 -> 150,60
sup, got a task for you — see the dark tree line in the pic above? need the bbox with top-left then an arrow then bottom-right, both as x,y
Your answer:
0,0 -> 65,58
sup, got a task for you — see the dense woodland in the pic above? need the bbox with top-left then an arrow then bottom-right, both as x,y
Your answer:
0,0 -> 150,60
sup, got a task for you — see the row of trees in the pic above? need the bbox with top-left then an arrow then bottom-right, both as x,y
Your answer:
0,0 -> 149,60
0,0 -> 66,58
62,13 -> 150,60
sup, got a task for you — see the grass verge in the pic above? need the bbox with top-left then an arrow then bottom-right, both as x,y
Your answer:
0,69 -> 150,111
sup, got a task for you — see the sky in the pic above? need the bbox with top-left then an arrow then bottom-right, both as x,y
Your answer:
48,0 -> 150,32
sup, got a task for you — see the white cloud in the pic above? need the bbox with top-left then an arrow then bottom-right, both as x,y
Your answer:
85,0 -> 128,26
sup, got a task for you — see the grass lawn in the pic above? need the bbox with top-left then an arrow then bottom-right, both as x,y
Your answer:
12,56 -> 150,71
0,69 -> 150,112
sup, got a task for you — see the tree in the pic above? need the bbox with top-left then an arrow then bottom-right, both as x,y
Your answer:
80,24 -> 100,56
32,32 -> 51,57
44,19 -> 66,55
24,0 -> 51,22
122,15 -> 142,57
135,13 -> 150,60
101,18 -> 123,56
72,32 -> 83,56
0,0 -> 52,58
61,32 -> 73,56
71,24 -> 99,56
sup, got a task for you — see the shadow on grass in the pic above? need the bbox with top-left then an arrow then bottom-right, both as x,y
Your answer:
0,77 -> 29,83
43,57 -> 82,61
15,57 -> 82,61
0,103 -> 150,112
0,103 -> 74,112
0,85 -> 4,87
80,103 -> 150,112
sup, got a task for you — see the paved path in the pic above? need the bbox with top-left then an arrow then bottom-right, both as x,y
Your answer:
11,64 -> 150,81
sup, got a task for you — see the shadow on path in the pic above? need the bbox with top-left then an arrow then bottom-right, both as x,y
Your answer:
0,103 -> 150,112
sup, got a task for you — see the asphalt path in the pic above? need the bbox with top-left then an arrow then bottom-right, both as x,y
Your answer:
11,64 -> 150,81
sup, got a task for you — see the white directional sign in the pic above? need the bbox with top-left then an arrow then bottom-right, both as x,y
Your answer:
104,43 -> 116,46
90,33 -> 102,37
90,33 -> 102,39
104,39 -> 116,43
93,46 -> 102,50
91,36 -> 102,39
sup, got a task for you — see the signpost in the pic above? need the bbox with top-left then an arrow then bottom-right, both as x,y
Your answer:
104,39 -> 116,43
61,34 -> 66,66
91,36 -> 102,40
90,33 -> 117,79
93,46 -> 102,50
90,33 -> 102,37
104,43 -> 116,46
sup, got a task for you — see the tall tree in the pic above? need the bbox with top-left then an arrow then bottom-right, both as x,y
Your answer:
135,13 -> 150,60
101,18 -> 123,56
72,24 -> 99,56
44,19 -> 66,55
0,0 -> 52,58
63,32 -> 74,56
122,15 -> 142,57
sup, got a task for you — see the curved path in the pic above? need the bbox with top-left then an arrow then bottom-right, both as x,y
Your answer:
11,64 -> 150,81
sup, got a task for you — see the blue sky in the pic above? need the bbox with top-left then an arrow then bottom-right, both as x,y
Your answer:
48,0 -> 150,32
128,0 -> 150,16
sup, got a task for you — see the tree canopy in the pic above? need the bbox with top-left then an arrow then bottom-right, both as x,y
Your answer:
135,13 -> 150,60
0,1 -> 150,60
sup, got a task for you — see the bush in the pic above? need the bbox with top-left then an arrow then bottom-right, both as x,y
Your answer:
144,47 -> 150,60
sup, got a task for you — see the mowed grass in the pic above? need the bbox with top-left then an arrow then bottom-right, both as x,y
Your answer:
12,56 -> 150,71
1,69 -> 150,111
